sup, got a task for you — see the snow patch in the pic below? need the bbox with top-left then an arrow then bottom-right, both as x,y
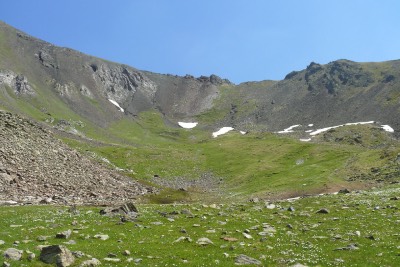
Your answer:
240,131 -> 247,135
381,125 -> 394,133
213,127 -> 234,138
309,121 -> 375,136
108,99 -> 124,112
308,124 -> 314,127
300,138 -> 312,142
178,122 -> 198,129
277,124 -> 301,134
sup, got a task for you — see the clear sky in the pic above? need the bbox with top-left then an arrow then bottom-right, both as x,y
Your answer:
1,0 -> 399,84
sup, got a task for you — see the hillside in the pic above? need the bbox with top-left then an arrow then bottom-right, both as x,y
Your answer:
0,21 -> 399,202
0,110 -> 154,205
1,21 -> 399,135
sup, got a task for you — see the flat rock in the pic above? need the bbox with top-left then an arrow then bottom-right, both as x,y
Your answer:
173,236 -> 193,243
316,208 -> 329,214
104,257 -> 121,262
235,254 -> 262,265
94,234 -> 109,240
80,258 -> 101,267
196,237 -> 213,245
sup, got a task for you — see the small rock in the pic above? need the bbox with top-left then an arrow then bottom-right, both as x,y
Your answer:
72,251 -> 85,258
107,253 -> 117,258
173,236 -> 193,243
37,236 -> 47,242
94,234 -> 109,240
243,233 -> 253,239
334,243 -> 359,251
3,262 -> 11,267
338,189 -> 350,194
103,258 -> 120,262
196,237 -> 213,245
366,235 -> 376,240
4,248 -> 23,260
56,230 -> 72,239
288,206 -> 295,212
316,208 -> 329,214
0,240 -> 5,245
266,203 -> 276,209
80,258 -> 101,267
122,250 -> 130,256
234,254 -> 262,265
39,197 -> 53,204
27,252 -> 36,261
181,209 -> 194,216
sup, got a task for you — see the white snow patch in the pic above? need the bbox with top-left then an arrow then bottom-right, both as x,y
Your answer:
212,127 -> 234,138
309,121 -> 375,136
300,138 -> 312,142
381,125 -> 394,133
277,124 -> 301,134
178,122 -> 198,129
308,124 -> 314,127
108,99 -> 124,112
240,131 -> 247,135
305,130 -> 313,133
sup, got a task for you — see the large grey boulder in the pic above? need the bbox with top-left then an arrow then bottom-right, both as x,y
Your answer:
39,245 -> 75,267
3,248 -> 23,260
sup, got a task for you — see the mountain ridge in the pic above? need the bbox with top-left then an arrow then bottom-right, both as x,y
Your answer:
0,20 -> 399,137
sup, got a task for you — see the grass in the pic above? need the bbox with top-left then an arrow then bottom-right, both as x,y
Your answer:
62,121 -> 400,202
1,185 -> 399,266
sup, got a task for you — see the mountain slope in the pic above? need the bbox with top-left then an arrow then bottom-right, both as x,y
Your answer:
0,21 -> 399,201
1,21 -> 399,137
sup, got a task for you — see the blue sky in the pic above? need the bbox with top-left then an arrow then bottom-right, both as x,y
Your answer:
1,0 -> 399,84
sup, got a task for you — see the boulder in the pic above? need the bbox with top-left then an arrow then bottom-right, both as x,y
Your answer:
39,245 -> 75,267
100,202 -> 138,221
3,248 -> 23,260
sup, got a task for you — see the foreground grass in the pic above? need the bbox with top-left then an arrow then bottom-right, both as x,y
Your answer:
1,186 -> 399,266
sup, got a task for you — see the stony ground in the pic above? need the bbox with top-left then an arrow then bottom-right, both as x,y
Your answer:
0,186 -> 399,266
0,111 -> 155,205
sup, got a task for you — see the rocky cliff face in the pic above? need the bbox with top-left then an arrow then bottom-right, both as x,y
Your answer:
0,111 -> 155,205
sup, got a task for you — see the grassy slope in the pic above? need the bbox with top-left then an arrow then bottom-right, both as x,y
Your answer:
1,185 -> 399,266
63,111 -> 399,201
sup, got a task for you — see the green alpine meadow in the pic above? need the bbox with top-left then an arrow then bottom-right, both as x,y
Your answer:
0,17 -> 399,267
